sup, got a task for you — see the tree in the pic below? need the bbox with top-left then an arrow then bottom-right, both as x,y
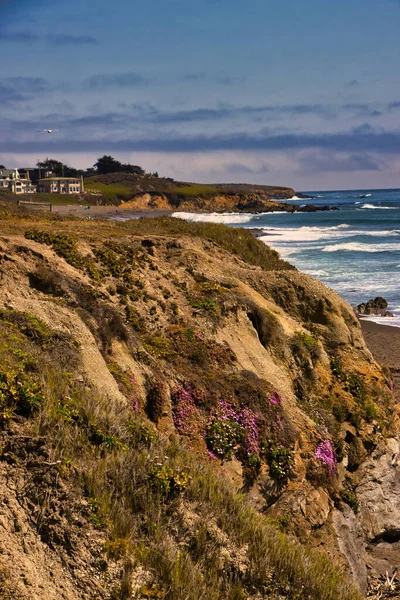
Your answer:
93,155 -> 145,176
94,155 -> 123,175
0,165 -> 6,170
37,158 -> 80,177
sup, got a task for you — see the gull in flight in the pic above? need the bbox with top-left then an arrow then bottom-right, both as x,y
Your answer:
37,129 -> 61,134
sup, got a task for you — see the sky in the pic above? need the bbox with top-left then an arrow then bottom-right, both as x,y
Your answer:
1,0 -> 400,190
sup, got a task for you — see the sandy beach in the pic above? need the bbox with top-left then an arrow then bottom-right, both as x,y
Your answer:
361,319 -> 400,399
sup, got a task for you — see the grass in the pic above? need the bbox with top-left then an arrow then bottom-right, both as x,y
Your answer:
0,203 -> 294,271
0,308 -> 361,600
84,182 -> 133,203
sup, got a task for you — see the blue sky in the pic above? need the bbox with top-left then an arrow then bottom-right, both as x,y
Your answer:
1,0 -> 400,190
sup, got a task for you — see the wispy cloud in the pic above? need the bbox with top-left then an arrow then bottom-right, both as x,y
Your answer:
0,29 -> 98,45
84,72 -> 148,90
0,76 -> 49,103
46,34 -> 98,46
1,125 -> 400,157
297,150 -> 384,172
139,103 -> 336,124
343,79 -> 360,87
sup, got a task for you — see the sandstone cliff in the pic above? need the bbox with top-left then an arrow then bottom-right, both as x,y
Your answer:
0,208 -> 397,599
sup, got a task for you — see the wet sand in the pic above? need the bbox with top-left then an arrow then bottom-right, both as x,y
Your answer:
360,319 -> 400,398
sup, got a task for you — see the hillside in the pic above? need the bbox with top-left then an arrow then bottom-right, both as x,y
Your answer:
0,205 -> 398,599
83,173 -> 299,211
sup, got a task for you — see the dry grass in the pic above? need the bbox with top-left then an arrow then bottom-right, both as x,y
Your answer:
0,307 -> 361,600
0,203 -> 293,271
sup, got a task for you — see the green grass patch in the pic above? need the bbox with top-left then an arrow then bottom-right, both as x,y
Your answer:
84,182 -> 133,202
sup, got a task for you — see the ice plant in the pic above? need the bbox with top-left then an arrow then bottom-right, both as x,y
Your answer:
238,407 -> 260,458
314,440 -> 336,474
269,391 -> 282,406
171,384 -> 201,436
205,400 -> 260,463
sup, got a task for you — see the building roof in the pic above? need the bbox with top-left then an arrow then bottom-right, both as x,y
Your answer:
39,177 -> 81,182
0,169 -> 18,177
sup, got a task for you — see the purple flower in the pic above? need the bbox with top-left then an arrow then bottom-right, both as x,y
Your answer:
269,391 -> 282,406
171,384 -> 201,436
314,440 -> 336,474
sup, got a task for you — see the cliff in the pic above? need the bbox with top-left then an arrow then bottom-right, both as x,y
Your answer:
0,206 -> 397,599
84,173 -> 300,211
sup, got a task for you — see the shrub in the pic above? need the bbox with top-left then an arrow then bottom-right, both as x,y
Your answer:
151,463 -> 190,496
261,442 -> 295,483
28,267 -> 65,296
339,489 -> 359,514
205,401 -> 260,465
0,370 -> 43,421
97,305 -> 129,352
171,384 -> 202,437
146,382 -> 166,423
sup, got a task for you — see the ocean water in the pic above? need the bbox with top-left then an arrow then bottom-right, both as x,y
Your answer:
172,188 -> 400,327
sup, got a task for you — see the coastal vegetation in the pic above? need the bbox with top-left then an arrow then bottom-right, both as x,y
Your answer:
0,201 -> 397,598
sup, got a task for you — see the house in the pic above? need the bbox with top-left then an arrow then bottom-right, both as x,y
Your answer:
18,167 -> 54,184
0,168 -> 36,194
38,177 -> 84,195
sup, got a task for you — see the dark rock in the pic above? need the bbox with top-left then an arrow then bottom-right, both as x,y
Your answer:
355,297 -> 391,317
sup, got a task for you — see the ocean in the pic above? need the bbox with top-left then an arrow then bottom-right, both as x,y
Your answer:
172,188 -> 400,327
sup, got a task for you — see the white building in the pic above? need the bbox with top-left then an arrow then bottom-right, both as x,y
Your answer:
38,177 -> 84,195
0,168 -> 36,194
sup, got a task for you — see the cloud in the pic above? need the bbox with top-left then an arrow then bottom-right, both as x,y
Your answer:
344,80 -> 360,87
219,75 -> 246,86
2,125 -> 400,157
47,34 -> 98,46
223,162 -> 270,174
343,103 -> 382,118
0,30 -> 38,42
0,29 -> 98,45
4,76 -> 49,93
0,76 -> 49,103
297,150 -> 384,173
85,72 -> 148,90
140,103 -> 336,124
182,73 -> 206,81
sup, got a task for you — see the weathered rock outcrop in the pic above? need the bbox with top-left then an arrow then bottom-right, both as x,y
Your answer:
356,297 -> 393,317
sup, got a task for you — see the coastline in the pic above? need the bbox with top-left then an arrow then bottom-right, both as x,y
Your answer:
360,319 -> 400,400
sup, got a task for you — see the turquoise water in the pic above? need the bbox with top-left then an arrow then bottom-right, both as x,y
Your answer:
173,188 -> 400,326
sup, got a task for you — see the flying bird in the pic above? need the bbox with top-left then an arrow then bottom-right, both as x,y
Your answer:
37,129 -> 61,134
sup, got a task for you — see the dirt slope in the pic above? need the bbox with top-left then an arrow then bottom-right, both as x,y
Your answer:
0,213 -> 397,599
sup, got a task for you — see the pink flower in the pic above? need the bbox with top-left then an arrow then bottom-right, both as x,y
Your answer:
269,391 -> 282,406
314,440 -> 336,474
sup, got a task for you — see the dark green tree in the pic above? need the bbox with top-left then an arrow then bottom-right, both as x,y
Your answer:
94,155 -> 123,174
37,158 -> 80,177
94,155 -> 145,176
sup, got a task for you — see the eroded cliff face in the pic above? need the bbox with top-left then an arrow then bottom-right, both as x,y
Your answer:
119,192 -> 302,213
0,215 -> 397,599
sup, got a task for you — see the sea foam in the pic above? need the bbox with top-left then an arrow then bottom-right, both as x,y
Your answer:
322,242 -> 400,253
172,212 -> 253,224
360,204 -> 397,210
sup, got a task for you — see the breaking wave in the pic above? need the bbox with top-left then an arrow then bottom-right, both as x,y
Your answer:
322,242 -> 400,253
172,212 -> 254,224
360,204 -> 397,210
